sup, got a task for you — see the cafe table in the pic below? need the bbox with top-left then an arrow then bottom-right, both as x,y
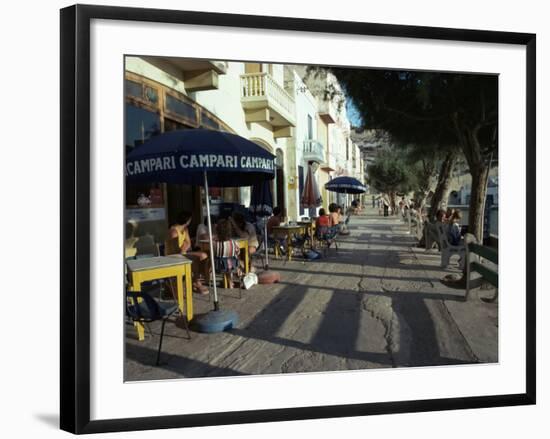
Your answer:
199,238 -> 250,274
271,224 -> 307,261
126,255 -> 193,341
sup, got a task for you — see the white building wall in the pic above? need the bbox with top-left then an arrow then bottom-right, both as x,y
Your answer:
125,57 -> 358,215
286,70 -> 319,220
126,57 -> 290,209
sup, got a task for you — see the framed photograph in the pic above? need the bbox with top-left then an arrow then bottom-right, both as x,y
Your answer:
60,4 -> 536,434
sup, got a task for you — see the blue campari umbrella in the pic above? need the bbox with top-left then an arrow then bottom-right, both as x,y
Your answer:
126,129 -> 275,332
249,180 -> 273,218
325,176 -> 367,220
324,176 -> 367,194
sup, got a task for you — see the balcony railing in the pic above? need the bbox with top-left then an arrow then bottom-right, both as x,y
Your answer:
240,72 -> 296,127
303,139 -> 325,164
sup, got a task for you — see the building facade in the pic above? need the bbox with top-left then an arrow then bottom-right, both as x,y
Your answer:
125,57 -> 363,245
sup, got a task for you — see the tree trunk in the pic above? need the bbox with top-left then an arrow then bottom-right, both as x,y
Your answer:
429,150 -> 458,220
414,190 -> 429,211
388,191 -> 396,214
467,164 -> 490,242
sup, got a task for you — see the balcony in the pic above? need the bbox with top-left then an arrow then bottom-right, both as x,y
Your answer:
318,99 -> 337,124
143,57 -> 228,92
303,139 -> 325,164
240,72 -> 296,137
320,151 -> 334,172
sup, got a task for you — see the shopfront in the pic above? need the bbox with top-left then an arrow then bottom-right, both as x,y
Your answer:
125,72 -> 238,251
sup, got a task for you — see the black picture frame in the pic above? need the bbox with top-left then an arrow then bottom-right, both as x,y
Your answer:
60,4 -> 536,434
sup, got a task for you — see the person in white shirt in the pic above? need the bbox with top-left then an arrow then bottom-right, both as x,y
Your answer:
229,212 -> 259,272
229,212 -> 259,254
194,217 -> 216,249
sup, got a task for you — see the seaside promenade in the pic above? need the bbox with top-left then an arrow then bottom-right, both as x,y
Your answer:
125,207 -> 498,380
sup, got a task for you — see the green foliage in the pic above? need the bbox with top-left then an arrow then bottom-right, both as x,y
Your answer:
402,146 -> 437,193
323,67 -> 498,166
367,149 -> 415,194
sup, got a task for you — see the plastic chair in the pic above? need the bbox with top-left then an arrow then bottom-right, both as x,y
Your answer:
126,290 -> 187,365
316,225 -> 339,256
435,222 -> 465,269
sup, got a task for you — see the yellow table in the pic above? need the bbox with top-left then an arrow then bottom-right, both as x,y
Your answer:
126,255 -> 193,341
199,238 -> 249,274
272,224 -> 307,261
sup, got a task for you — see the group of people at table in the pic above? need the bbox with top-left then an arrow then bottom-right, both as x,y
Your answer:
156,201 -> 356,295
164,210 -> 258,294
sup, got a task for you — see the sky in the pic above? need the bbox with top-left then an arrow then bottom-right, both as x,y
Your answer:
345,98 -> 363,128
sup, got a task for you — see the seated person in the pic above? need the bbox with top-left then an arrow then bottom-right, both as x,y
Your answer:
214,219 -> 241,288
317,207 -> 340,240
350,199 -> 358,214
229,212 -> 259,272
266,206 -> 283,235
315,208 -> 332,228
426,208 -> 447,250
436,209 -> 446,223
165,211 -> 209,295
194,216 -> 216,249
328,203 -> 341,227
445,207 -> 455,223
125,220 -> 139,258
266,206 -> 286,253
447,210 -> 463,246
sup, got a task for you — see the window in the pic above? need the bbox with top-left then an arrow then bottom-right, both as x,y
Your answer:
125,104 -> 161,153
125,79 -> 142,99
307,115 -> 313,140
125,78 -> 159,106
165,94 -> 198,125
126,183 -> 164,208
143,85 -> 159,105
201,113 -> 220,131
245,63 -> 262,74
164,118 -> 187,132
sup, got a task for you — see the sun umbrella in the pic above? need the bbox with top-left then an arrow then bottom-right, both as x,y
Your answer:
325,176 -> 367,194
126,129 -> 275,332
325,176 -> 367,222
249,180 -> 273,218
300,164 -> 322,210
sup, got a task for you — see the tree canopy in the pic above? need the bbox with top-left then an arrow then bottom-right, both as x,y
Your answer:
367,149 -> 414,195
314,67 -> 498,239
325,68 -> 498,172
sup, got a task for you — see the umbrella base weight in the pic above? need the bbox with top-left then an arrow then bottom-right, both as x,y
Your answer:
191,309 -> 239,333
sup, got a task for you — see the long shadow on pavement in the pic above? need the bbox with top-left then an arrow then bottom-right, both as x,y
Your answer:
125,343 -> 248,379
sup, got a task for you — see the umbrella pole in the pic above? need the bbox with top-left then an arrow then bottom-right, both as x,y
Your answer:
203,171 -> 219,311
264,220 -> 269,270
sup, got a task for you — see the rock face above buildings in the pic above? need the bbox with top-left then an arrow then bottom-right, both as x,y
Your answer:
351,128 -> 392,174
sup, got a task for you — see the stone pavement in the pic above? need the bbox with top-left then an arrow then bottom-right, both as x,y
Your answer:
125,208 -> 498,381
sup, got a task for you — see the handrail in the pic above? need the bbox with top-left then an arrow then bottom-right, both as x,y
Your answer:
240,72 -> 295,117
303,139 -> 324,158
